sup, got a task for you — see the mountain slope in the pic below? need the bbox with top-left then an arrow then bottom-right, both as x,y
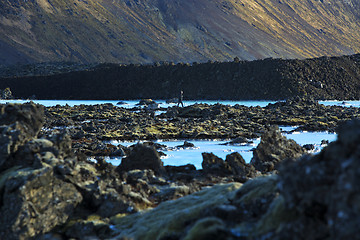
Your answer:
1,0 -> 360,65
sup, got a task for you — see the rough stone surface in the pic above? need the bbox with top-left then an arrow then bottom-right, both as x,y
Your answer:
0,102 -> 44,138
137,99 -> 156,106
225,152 -> 258,179
0,103 -> 44,169
275,119 -> 360,239
202,152 -> 231,175
42,99 -> 360,144
111,183 -> 242,240
0,167 -> 83,240
201,152 -> 258,181
250,125 -> 305,173
116,143 -> 165,174
2,101 -> 360,239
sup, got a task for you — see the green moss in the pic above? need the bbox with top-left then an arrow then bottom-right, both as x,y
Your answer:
86,214 -> 102,222
233,175 -> 278,205
252,195 -> 297,236
286,118 -> 307,124
111,183 -> 242,240
183,217 -> 226,240
0,166 -> 31,190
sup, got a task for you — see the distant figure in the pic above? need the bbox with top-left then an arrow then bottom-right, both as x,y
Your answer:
177,90 -> 184,107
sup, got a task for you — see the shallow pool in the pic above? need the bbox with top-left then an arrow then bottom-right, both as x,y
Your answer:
108,128 -> 337,169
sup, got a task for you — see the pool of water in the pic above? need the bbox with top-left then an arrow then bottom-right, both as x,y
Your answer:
0,99 -> 277,108
319,100 -> 360,108
108,128 -> 337,169
0,99 -> 343,168
2,99 -> 360,108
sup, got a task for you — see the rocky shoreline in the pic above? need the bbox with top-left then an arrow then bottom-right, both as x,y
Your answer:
42,97 -> 359,158
0,99 -> 360,239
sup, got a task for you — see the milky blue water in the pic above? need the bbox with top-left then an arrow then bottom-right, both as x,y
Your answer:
0,99 -> 277,108
2,99 -> 360,108
1,99 -> 349,168
107,128 -> 337,169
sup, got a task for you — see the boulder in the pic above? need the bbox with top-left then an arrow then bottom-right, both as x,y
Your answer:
302,143 -> 315,151
175,140 -> 195,149
0,167 -> 82,240
136,99 -> 156,106
232,119 -> 360,239
0,102 -> 44,138
225,152 -> 258,179
116,101 -> 127,105
274,119 -> 360,239
0,127 -> 90,239
96,189 -> 137,217
0,103 -> 44,170
202,152 -> 257,179
116,143 -> 165,175
201,152 -> 231,175
154,185 -> 192,202
220,137 -> 253,146
250,125 -> 305,173
111,183 -> 242,240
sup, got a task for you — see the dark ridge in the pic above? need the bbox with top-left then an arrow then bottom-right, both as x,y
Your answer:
1,54 -> 360,100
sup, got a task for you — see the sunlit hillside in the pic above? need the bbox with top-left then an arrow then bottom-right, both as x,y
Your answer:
0,0 -> 360,65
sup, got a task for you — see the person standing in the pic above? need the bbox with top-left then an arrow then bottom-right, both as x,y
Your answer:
177,90 -> 184,107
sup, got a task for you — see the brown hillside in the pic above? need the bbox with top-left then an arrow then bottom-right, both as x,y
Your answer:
0,0 -> 360,64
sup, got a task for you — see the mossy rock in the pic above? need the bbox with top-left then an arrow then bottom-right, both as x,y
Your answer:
111,183 -> 242,240
251,195 -> 297,237
232,175 -> 278,205
183,217 -> 228,240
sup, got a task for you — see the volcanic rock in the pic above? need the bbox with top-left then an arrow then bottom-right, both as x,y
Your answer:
117,101 -> 128,105
111,183 -> 242,240
116,143 -> 165,175
202,152 -> 231,175
250,125 -> 305,173
202,152 -> 257,180
275,119 -> 360,239
0,166 -> 83,240
220,137 -> 253,145
0,103 -> 44,170
175,141 -> 196,149
0,102 -> 44,137
302,143 -> 315,151
225,152 -> 258,179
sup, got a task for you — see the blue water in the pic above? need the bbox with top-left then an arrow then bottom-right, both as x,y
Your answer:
1,99 -> 360,108
0,99 -> 346,168
0,99 -> 277,108
108,139 -> 259,169
107,128 -> 337,169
